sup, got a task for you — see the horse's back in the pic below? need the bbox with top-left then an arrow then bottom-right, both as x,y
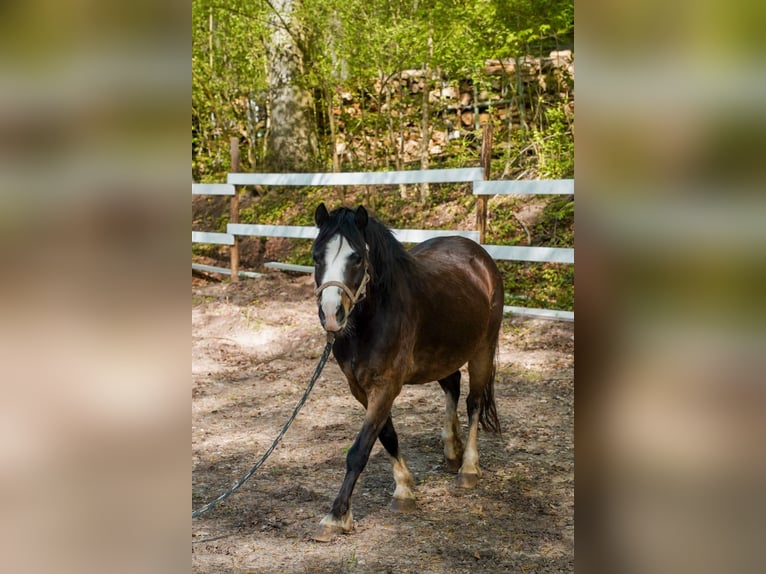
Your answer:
405,236 -> 503,377
410,236 -> 503,306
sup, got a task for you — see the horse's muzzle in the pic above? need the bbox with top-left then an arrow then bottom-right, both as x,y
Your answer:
315,267 -> 368,333
318,303 -> 347,333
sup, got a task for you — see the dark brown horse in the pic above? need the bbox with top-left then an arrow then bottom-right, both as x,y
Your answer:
311,204 -> 504,542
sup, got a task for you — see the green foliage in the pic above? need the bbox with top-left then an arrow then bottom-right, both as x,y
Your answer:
192,0 -> 269,181
532,105 -> 574,179
499,261 -> 573,311
193,0 -> 574,177
483,192 -> 573,311
535,195 -> 574,246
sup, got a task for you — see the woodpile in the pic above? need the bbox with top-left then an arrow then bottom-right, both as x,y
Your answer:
332,50 -> 573,167
484,50 -> 573,79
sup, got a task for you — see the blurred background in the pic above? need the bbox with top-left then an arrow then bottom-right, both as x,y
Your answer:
0,0 -> 764,572
576,0 -> 766,572
0,1 -> 189,573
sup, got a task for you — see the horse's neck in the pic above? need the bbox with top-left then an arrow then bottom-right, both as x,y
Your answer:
352,299 -> 402,343
360,268 -> 418,327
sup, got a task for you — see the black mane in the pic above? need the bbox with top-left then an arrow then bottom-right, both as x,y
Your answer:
362,213 -> 418,301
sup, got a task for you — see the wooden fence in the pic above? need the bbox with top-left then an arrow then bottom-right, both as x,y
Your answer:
193,164 -> 573,321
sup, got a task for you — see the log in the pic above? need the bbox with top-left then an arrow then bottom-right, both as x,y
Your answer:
193,268 -> 222,282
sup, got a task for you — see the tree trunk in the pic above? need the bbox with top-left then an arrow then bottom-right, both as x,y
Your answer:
386,80 -> 407,199
398,79 -> 407,199
327,86 -> 339,172
266,0 -> 317,172
419,23 -> 434,202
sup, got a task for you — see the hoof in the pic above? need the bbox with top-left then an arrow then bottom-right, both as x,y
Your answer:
390,497 -> 416,513
445,458 -> 462,473
313,512 -> 353,542
312,524 -> 344,543
456,473 -> 479,489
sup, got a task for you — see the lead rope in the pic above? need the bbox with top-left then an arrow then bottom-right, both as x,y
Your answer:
192,333 -> 335,519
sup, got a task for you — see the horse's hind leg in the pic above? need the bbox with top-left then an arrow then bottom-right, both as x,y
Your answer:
378,415 -> 416,512
438,371 -> 463,472
457,353 -> 493,488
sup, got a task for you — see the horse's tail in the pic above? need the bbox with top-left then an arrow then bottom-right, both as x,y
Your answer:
479,341 -> 502,434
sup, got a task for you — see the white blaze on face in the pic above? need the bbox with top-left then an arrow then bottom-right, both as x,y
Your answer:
317,235 -> 355,332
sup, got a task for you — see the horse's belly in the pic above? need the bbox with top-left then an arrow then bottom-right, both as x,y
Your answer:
406,366 -> 464,386
406,344 -> 480,385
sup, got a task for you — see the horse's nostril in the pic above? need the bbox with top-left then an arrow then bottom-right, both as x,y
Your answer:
336,307 -> 346,324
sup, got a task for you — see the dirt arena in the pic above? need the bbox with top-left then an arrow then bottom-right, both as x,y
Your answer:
192,272 -> 573,573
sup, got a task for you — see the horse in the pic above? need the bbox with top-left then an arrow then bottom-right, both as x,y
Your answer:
311,203 -> 504,542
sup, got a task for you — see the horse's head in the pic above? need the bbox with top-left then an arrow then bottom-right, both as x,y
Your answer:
312,203 -> 370,333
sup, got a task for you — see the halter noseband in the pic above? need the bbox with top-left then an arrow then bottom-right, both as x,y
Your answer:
314,245 -> 371,311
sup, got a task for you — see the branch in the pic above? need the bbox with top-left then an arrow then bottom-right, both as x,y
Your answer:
511,209 -> 532,246
261,0 -> 304,49
204,2 -> 259,21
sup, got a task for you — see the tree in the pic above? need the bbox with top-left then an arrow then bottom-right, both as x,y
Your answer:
192,0 -> 574,181
192,0 -> 268,179
264,0 -> 318,171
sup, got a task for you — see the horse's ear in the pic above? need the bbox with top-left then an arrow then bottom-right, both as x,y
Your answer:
355,205 -> 368,231
315,203 -> 329,227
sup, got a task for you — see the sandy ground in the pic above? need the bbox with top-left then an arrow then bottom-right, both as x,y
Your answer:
192,271 -> 574,573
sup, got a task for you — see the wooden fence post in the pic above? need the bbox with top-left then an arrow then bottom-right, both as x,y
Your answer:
477,122 -> 492,243
229,137 -> 240,282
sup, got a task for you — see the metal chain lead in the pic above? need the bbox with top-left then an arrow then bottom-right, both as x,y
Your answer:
192,333 -> 335,519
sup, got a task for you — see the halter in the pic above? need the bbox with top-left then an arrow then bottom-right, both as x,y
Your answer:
314,245 -> 371,312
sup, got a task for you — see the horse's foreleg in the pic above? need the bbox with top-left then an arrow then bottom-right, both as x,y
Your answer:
314,398 -> 390,542
378,415 -> 416,512
439,371 -> 463,472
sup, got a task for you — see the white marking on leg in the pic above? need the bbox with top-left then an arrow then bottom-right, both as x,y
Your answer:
389,454 -> 415,501
442,394 -> 463,464
459,412 -> 481,477
319,509 -> 354,533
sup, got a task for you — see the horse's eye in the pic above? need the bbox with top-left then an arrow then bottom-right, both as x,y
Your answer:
349,253 -> 362,266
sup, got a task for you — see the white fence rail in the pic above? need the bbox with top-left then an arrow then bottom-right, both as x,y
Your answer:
481,245 -> 574,264
473,179 -> 573,196
227,223 -> 480,244
192,231 -> 235,246
228,167 -> 484,187
193,170 -> 574,321
192,263 -> 262,278
192,183 -> 235,196
227,224 -> 319,240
